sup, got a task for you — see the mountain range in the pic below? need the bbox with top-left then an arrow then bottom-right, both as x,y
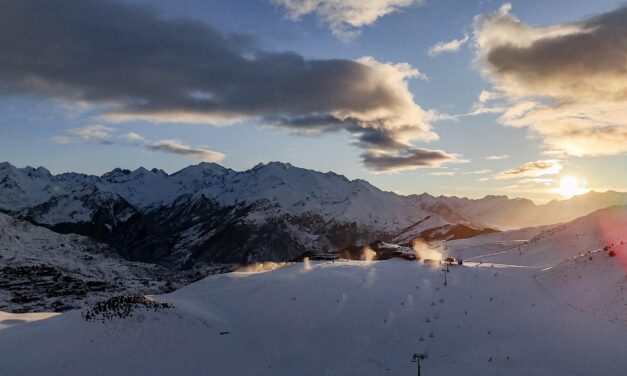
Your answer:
2,161 -> 626,267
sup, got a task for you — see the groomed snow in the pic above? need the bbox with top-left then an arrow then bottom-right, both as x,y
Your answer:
2,259 -> 626,375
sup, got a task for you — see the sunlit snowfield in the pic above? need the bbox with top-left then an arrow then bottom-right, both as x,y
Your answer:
2,252 -> 626,376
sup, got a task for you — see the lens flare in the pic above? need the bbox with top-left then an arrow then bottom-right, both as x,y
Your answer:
556,176 -> 589,198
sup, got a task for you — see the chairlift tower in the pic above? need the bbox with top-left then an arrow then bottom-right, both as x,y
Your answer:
411,353 -> 428,376
441,267 -> 448,286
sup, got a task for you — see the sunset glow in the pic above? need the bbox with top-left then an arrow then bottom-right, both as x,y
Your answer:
556,176 -> 589,198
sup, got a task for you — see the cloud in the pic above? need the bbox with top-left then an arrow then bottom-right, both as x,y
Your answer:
493,159 -> 562,180
499,177 -> 556,191
147,140 -> 225,162
271,0 -> 423,40
51,127 -> 225,163
51,124 -> 113,144
362,148 -> 461,172
474,4 -> 627,156
485,154 -> 508,160
463,169 -> 492,175
517,177 -> 555,186
429,171 -> 457,176
0,0 -> 455,172
67,125 -> 113,143
428,34 -> 470,56
478,90 -> 503,103
121,132 -> 146,143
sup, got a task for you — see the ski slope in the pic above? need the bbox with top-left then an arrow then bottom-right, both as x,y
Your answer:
465,206 -> 627,268
2,259 -> 626,376
536,245 -> 627,325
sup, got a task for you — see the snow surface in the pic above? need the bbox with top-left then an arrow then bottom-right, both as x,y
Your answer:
537,247 -> 627,325
473,206 -> 627,268
0,212 -> 172,311
445,226 -> 551,261
1,259 -> 626,375
0,311 -> 59,330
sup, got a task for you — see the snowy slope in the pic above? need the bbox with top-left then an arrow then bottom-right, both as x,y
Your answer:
0,162 -> 76,211
536,246 -> 627,325
0,212 -> 183,312
476,206 -> 627,268
445,226 -> 553,261
1,259 -> 626,375
100,163 -> 232,210
15,184 -> 137,227
390,215 -> 451,244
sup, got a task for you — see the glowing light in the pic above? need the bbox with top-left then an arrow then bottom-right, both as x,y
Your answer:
556,176 -> 589,198
360,246 -> 376,262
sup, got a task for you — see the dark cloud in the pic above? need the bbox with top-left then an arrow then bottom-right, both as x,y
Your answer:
474,4 -> 627,156
362,148 -> 458,172
494,159 -> 562,180
484,6 -> 627,101
0,0 -> 455,171
264,115 -> 354,134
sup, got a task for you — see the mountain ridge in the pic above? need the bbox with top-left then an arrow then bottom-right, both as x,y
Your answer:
2,161 -> 626,266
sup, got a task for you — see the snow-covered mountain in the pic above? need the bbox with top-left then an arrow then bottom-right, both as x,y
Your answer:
1,161 -> 626,265
0,161 -> 463,265
0,212 -> 231,312
0,212 -> 167,312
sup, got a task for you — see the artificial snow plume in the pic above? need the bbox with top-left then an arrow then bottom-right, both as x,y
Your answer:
302,257 -> 312,271
236,262 -> 289,273
360,246 -> 377,261
413,239 -> 444,264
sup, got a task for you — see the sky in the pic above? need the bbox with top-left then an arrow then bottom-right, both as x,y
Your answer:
0,0 -> 626,203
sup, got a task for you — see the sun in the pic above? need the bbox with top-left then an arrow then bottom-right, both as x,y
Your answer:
556,176 -> 589,198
